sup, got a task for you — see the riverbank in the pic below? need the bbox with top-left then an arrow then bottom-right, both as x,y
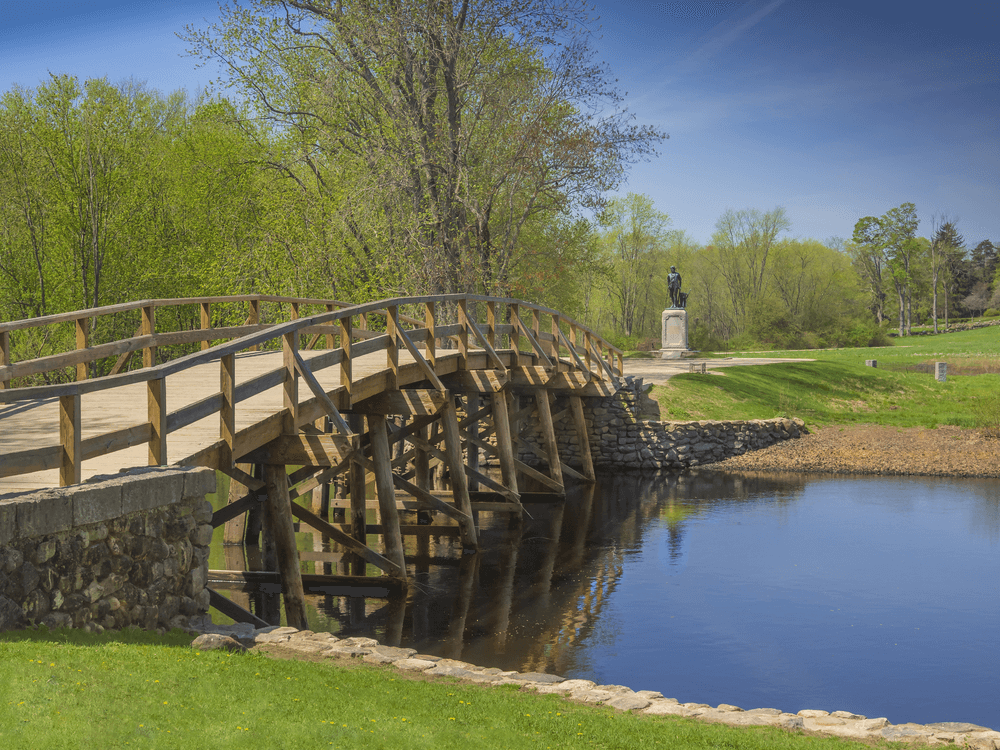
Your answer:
188,623 -> 1000,748
704,424 -> 1000,478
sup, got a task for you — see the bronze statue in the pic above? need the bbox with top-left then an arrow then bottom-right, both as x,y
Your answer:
667,266 -> 683,309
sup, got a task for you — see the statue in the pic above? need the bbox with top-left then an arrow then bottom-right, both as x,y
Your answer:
667,266 -> 683,309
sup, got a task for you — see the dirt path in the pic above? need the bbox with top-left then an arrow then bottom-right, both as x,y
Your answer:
706,424 -> 1000,478
622,356 -> 812,385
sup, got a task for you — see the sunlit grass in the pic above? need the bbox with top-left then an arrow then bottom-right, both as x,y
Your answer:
0,629 -> 908,749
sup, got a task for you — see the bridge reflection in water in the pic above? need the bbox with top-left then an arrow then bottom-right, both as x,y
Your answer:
208,470 -> 802,676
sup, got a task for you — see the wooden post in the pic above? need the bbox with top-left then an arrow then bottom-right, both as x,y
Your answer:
245,464 -> 264,547
584,331 -> 592,372
282,330 -> 299,432
441,396 -> 479,551
325,304 -> 336,349
200,302 -> 212,351
348,414 -> 366,576
386,305 -> 399,390
141,304 -> 156,368
368,416 -> 407,578
551,315 -> 562,371
0,329 -> 9,389
220,353 -> 235,470
59,393 -> 81,487
570,395 -> 596,482
414,421 -> 431,491
424,302 -> 436,368
223,463 -> 254,545
535,390 -> 564,487
148,377 -> 167,466
75,317 -> 89,381
340,316 -> 353,404
248,299 -> 260,352
617,352 -> 624,376
290,302 -> 300,320
491,391 -> 519,496
487,301 -> 497,350
467,394 -> 480,491
457,298 -> 469,367
531,308 -> 541,358
510,303 -> 521,367
262,463 -> 308,630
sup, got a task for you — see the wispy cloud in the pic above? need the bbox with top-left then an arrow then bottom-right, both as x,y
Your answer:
681,0 -> 788,69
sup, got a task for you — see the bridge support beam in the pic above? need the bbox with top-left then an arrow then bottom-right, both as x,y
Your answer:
262,463 -> 308,630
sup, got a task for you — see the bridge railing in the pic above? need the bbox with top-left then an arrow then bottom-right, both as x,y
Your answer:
0,294 -> 622,487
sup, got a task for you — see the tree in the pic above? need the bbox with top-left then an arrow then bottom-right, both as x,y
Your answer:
963,281 -> 991,321
598,193 -> 672,338
929,219 -> 964,333
971,240 -> 998,286
182,0 -> 667,298
852,203 -> 919,336
710,207 -> 790,335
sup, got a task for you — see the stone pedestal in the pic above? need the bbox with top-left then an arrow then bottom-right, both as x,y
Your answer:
660,309 -> 689,359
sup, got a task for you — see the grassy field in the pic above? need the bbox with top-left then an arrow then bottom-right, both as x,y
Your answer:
651,326 -> 1000,429
0,628 -> 916,750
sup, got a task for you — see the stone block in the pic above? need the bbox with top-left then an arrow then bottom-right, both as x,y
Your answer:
16,489 -> 73,538
121,470 -> 186,514
0,501 -> 16,546
181,467 -> 217,500
72,483 -> 123,527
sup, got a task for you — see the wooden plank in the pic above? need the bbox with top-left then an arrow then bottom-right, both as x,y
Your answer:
457,299 -> 470,366
425,302 -> 436,367
386,305 -> 399,390
59,394 -> 81,487
349,389 -> 447,416
441,370 -> 508,393
0,445 -> 61,479
395,325 -> 447,391
368,416 -> 407,576
241,434 -> 353,466
81,422 -> 152,461
512,315 -> 552,368
207,587 -> 269,628
262,464 -> 308,630
212,490 -> 261,528
534,390 -> 564,488
219,463 -> 265,492
208,571 -> 403,597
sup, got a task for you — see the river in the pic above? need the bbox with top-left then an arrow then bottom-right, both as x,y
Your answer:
210,470 -> 1000,729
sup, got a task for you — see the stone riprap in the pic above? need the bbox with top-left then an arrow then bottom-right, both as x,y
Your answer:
0,466 -> 216,633
516,376 -> 805,471
189,620 -> 1000,748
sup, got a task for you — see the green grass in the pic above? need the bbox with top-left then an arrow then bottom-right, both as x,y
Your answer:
0,629 -> 908,750
654,326 -> 1000,428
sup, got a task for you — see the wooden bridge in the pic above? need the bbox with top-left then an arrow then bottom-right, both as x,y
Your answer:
0,295 -> 623,629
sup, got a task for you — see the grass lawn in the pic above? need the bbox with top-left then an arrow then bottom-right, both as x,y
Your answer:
651,326 -> 1000,429
0,628 -> 911,750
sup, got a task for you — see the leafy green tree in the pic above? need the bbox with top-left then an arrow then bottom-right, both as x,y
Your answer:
710,206 -> 790,336
182,0 -> 666,297
852,203 -> 920,336
928,219 -> 965,332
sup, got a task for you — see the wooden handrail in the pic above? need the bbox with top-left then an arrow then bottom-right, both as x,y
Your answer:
0,294 -> 623,487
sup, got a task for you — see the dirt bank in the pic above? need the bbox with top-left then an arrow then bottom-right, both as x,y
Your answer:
705,424 -> 1000,478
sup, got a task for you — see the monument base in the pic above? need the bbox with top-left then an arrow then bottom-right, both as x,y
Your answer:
661,308 -> 689,358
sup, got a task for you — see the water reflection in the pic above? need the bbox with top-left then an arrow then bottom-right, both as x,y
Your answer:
209,469 -> 1000,729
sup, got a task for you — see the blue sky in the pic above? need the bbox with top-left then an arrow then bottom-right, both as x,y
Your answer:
2,0 -> 997,247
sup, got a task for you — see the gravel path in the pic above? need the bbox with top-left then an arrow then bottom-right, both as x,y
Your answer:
706,424 -> 1000,478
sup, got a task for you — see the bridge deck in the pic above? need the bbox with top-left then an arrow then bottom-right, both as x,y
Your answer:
0,347 -> 434,495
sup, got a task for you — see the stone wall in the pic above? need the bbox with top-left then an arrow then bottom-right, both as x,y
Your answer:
517,377 -> 805,471
0,466 -> 216,633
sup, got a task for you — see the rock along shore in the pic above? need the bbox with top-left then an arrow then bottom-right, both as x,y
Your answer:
189,620 -> 1000,748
